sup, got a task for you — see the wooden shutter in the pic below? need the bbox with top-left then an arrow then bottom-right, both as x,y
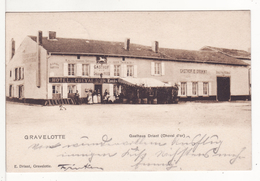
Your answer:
62,83 -> 68,98
90,64 -> 94,76
76,63 -> 82,76
208,82 -> 212,96
161,62 -> 165,75
48,84 -> 52,99
121,64 -> 127,78
178,82 -> 181,96
63,63 -> 68,76
151,62 -> 155,75
187,82 -> 192,96
134,65 -> 138,77
198,82 -> 203,96
110,64 -> 114,77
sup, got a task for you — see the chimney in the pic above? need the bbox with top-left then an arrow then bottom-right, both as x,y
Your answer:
11,38 -> 15,59
124,38 -> 130,51
37,30 -> 42,45
48,31 -> 56,40
152,41 -> 159,53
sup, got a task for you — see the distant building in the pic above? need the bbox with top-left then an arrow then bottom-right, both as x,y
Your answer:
6,31 -> 250,105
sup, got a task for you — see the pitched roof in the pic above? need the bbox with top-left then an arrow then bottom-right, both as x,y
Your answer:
29,36 -> 248,66
200,46 -> 251,60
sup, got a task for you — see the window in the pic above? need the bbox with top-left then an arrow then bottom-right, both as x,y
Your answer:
192,82 -> 198,96
52,85 -> 61,94
21,67 -> 24,80
15,68 -> 18,80
18,67 -> 21,80
9,85 -> 12,97
82,64 -> 89,76
114,65 -> 120,76
10,70 -> 12,77
77,55 -> 80,59
181,82 -> 186,96
68,64 -> 75,76
203,82 -> 209,95
127,65 -> 133,77
154,63 -> 161,75
68,85 -> 75,93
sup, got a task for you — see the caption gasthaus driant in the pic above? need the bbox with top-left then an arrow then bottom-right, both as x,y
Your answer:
6,31 -> 251,105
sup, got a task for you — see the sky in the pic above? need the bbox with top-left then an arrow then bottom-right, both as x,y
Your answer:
6,11 -> 250,60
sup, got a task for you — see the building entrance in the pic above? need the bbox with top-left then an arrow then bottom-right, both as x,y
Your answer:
217,77 -> 230,101
94,84 -> 102,102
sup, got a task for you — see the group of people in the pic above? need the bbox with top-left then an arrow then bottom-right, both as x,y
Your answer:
86,89 -> 111,104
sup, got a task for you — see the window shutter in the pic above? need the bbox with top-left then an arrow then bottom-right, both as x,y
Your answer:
134,65 -> 138,77
90,64 -> 94,76
161,62 -> 165,75
77,84 -> 81,97
62,83 -> 68,98
178,82 -> 181,96
76,63 -> 82,76
198,82 -> 203,96
63,63 -> 68,76
48,84 -> 52,99
208,82 -> 212,96
187,82 -> 192,96
151,62 -> 155,75
110,64 -> 114,77
122,64 -> 127,78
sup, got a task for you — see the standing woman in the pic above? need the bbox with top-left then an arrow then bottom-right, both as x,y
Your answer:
88,89 -> 93,104
93,90 -> 98,104
97,89 -> 101,103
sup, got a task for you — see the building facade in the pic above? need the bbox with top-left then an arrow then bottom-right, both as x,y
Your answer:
6,31 -> 251,104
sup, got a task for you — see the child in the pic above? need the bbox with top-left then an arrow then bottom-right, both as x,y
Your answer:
59,104 -> 66,110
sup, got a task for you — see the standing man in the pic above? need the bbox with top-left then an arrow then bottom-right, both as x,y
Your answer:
75,90 -> 80,105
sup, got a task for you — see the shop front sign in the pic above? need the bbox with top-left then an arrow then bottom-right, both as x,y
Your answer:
180,69 -> 207,74
49,77 -> 118,84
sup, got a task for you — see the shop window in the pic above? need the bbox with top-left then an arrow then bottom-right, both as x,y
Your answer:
181,82 -> 187,96
68,85 -> 75,93
82,64 -> 89,76
154,63 -> 161,75
68,64 -> 75,76
192,82 -> 198,96
203,82 -> 209,95
52,85 -> 61,94
127,65 -> 134,77
114,65 -> 120,76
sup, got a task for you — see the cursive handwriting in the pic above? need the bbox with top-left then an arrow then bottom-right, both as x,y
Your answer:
58,163 -> 103,171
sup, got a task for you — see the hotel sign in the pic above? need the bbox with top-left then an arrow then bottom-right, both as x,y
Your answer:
49,77 -> 118,84
94,64 -> 110,76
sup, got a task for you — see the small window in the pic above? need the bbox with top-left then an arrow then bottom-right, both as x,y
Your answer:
77,55 -> 80,59
14,68 -> 18,80
127,65 -> 133,77
192,82 -> 198,96
203,82 -> 209,95
122,57 -> 125,61
10,70 -> 12,77
68,64 -> 75,76
114,65 -> 120,76
181,82 -> 186,96
154,63 -> 161,75
82,64 -> 89,76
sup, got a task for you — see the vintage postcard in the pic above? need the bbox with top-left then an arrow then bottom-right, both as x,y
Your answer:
5,11 -> 251,173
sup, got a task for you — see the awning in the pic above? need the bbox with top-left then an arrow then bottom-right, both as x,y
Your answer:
118,77 -> 172,87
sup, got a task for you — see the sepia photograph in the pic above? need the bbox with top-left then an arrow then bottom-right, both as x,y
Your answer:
5,11 -> 252,173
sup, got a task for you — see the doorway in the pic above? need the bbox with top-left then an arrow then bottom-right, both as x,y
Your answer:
94,84 -> 102,101
217,77 -> 230,101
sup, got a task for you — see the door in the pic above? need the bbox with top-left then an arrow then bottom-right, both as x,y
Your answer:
217,77 -> 230,101
94,84 -> 102,101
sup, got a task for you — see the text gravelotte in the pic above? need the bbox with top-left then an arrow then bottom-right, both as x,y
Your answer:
24,135 -> 65,140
